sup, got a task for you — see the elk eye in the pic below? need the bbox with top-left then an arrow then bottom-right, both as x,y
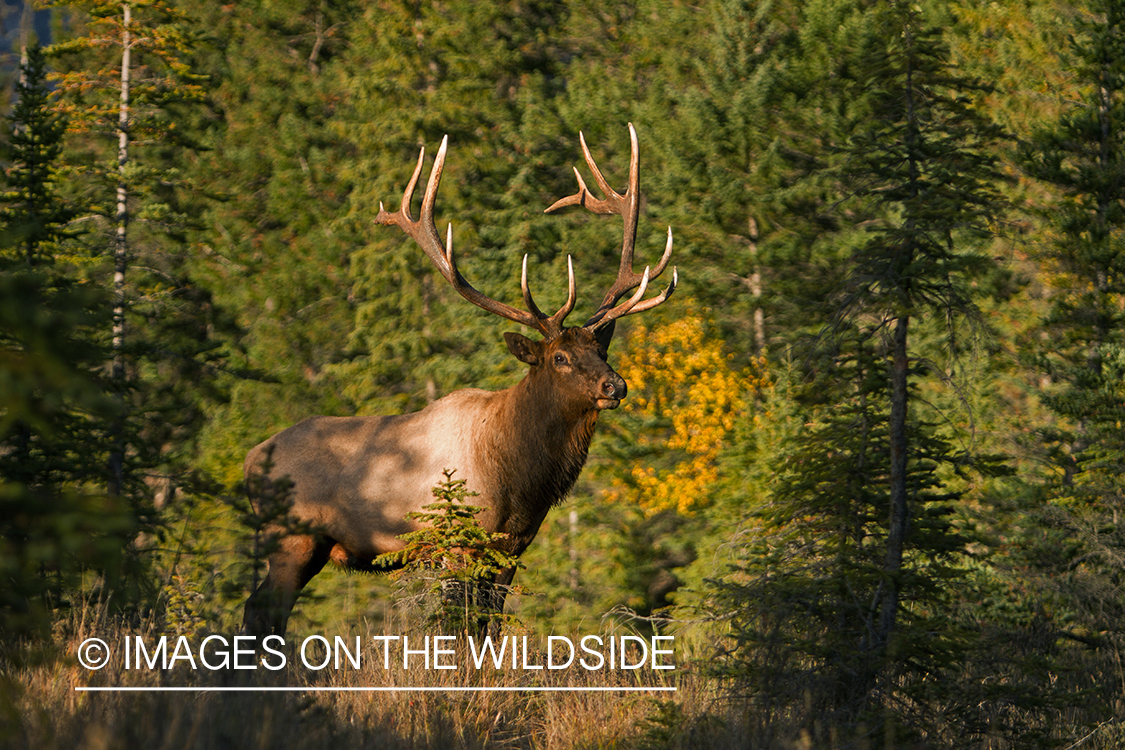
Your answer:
554,353 -> 568,366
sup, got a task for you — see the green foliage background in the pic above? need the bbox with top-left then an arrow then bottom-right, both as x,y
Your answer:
3,0 -> 1125,747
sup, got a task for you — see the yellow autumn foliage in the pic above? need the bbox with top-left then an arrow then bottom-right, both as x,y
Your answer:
610,309 -> 767,514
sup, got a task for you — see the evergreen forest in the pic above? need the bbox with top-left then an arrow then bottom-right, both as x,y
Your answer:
3,0 -> 1125,748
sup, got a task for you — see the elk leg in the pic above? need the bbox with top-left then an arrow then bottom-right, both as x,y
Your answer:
476,565 -> 518,638
242,533 -> 332,638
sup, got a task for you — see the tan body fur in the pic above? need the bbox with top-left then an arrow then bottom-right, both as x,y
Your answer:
245,386 -> 596,560
241,125 -> 675,638
242,327 -> 614,637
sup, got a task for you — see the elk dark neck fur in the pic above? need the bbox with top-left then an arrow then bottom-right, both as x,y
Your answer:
485,370 -> 600,525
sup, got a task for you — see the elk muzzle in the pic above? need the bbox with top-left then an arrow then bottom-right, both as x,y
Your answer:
596,372 -> 628,409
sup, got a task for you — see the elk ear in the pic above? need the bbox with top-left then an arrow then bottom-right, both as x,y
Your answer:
594,320 -> 616,354
504,332 -> 543,366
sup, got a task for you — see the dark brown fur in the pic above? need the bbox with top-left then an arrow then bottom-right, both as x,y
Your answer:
241,326 -> 623,637
242,125 -> 674,638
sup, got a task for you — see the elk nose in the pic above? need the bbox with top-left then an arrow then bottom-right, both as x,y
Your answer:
601,374 -> 627,400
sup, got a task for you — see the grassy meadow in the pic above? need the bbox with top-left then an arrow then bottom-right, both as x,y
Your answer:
2,601 -> 732,750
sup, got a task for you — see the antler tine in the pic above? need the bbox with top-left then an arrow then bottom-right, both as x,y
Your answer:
607,265 -> 678,324
589,262 -> 679,332
584,227 -> 677,330
374,138 -> 452,277
545,127 -> 634,217
561,255 -> 577,320
544,124 -> 676,329
599,266 -> 651,327
419,138 -> 446,234
582,129 -> 628,212
520,254 -> 546,320
520,254 -> 577,333
400,144 -> 426,218
375,137 -> 577,339
552,255 -> 577,328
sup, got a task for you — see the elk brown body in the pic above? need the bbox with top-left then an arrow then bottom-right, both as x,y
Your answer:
242,125 -> 675,638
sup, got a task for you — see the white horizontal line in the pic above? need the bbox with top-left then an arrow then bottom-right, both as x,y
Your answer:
76,686 -> 676,693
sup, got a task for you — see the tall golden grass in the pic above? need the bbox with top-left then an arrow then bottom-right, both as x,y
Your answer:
0,603 -> 739,750
11,606 -> 1124,748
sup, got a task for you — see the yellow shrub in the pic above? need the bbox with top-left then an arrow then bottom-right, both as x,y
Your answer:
610,309 -> 767,514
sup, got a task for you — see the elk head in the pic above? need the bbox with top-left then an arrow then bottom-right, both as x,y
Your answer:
373,123 -> 677,408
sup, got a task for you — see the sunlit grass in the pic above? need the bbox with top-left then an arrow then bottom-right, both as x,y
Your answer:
1,601 -> 734,750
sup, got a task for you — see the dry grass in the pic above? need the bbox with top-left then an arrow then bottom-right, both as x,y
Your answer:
8,599 -> 1120,749
0,606 -> 738,750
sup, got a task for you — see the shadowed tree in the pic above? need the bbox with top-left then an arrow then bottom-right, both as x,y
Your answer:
707,1 -> 1008,742
0,46 -> 131,646
48,1 -> 217,505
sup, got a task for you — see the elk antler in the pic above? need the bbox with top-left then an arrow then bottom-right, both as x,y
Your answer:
375,136 -> 577,339
545,123 -> 677,331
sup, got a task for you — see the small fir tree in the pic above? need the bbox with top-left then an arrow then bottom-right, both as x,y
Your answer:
0,46 -> 76,267
377,470 -> 523,634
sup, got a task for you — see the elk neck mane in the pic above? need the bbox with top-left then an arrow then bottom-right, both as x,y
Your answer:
481,370 -> 601,516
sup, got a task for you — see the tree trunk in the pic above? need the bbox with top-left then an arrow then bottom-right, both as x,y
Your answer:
878,313 -> 910,652
569,509 -> 579,592
109,2 -> 131,496
748,217 -> 765,354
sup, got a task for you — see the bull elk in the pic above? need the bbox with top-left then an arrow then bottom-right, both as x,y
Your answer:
242,124 -> 676,638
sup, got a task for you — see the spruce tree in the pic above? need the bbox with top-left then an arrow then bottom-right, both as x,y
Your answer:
1,47 -> 75,267
1014,0 -> 1125,728
0,46 -> 131,645
48,0 -> 219,505
710,328 -> 974,742
708,1 -> 1008,741
838,2 -> 1004,662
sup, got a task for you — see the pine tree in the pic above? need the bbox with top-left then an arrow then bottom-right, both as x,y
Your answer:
47,0 -> 218,504
186,0 -> 361,485
707,0 -> 1008,741
0,47 -> 131,645
1013,0 -> 1125,727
